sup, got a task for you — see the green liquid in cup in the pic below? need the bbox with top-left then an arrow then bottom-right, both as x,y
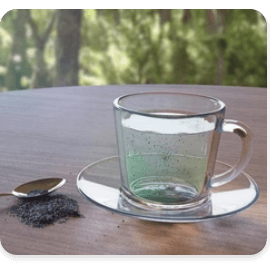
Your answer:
121,113 -> 212,204
126,154 -> 208,203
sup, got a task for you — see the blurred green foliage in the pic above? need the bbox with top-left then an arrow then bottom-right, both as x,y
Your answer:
0,9 -> 267,91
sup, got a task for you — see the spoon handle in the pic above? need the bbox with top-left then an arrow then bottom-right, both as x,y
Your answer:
0,193 -> 13,197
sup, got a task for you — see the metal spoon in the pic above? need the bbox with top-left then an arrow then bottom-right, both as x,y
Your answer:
0,178 -> 66,198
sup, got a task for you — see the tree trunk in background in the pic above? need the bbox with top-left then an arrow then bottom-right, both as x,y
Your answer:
113,9 -> 120,25
214,9 -> 230,85
5,10 -> 31,90
159,9 -> 171,25
182,9 -> 192,24
26,10 -> 56,88
54,9 -> 82,87
206,9 -> 217,34
206,9 -> 230,85
215,45 -> 225,85
32,48 -> 48,88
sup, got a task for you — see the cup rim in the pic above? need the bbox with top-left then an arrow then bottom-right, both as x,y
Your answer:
113,91 -> 226,118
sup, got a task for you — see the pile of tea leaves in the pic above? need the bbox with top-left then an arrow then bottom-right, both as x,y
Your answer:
9,193 -> 81,228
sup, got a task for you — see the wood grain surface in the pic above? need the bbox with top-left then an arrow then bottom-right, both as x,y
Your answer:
0,85 -> 267,255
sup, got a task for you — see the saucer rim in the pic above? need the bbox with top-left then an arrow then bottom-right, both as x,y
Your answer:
76,156 -> 259,223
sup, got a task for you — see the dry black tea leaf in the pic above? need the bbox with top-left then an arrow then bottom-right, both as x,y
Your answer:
9,194 -> 81,228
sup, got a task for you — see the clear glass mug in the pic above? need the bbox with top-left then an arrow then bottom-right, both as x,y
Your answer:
113,92 -> 253,210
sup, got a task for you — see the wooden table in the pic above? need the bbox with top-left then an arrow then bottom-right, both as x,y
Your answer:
0,85 -> 267,255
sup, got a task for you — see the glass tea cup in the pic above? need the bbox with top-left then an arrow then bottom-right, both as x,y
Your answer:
113,92 -> 253,210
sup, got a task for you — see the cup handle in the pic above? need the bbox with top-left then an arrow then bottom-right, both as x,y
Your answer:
210,119 -> 254,188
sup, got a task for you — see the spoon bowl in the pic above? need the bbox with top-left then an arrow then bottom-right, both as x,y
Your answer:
1,178 -> 66,198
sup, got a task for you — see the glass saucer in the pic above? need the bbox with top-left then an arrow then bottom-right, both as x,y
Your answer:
76,156 -> 259,223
